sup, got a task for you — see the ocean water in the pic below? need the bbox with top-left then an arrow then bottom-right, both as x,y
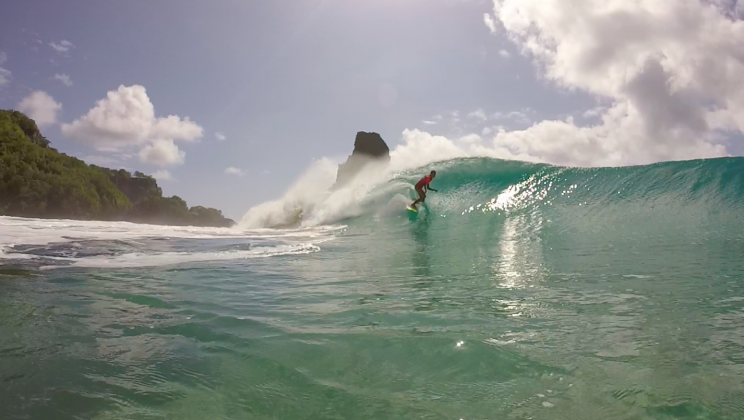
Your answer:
2,156 -> 744,420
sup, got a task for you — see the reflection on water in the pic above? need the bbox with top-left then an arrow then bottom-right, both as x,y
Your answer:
493,212 -> 546,290
410,207 -> 432,279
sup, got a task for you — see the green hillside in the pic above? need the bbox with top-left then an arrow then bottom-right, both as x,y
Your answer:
0,110 -> 234,227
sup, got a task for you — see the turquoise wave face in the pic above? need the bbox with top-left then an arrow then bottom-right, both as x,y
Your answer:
354,156 -> 744,235
379,156 -> 744,215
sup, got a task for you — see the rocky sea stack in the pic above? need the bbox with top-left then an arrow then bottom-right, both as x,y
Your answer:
332,131 -> 390,189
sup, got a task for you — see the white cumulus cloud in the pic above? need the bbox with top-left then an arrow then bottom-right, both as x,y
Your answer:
139,139 -> 185,166
0,68 -> 10,87
17,91 -> 62,126
53,73 -> 73,86
582,106 -> 607,119
151,170 -> 174,181
475,0 -> 744,166
483,13 -> 497,34
467,108 -> 488,121
498,49 -> 510,59
215,131 -> 226,141
491,109 -> 533,125
0,52 -> 11,87
388,129 -> 550,172
61,85 -> 203,167
49,40 -> 75,53
224,167 -> 245,176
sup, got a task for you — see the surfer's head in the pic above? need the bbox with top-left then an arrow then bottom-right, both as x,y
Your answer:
430,170 -> 436,179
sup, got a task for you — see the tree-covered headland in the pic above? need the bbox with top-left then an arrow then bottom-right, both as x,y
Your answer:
0,110 -> 235,227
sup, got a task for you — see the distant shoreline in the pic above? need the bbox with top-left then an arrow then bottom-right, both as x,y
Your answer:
0,214 -> 237,229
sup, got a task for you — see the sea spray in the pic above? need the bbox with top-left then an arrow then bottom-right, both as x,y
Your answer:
238,158 -> 339,228
239,157 -> 403,228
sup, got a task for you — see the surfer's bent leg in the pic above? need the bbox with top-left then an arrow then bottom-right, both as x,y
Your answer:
412,186 -> 426,206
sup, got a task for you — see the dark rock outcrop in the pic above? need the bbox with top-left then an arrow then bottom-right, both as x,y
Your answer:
332,131 -> 390,189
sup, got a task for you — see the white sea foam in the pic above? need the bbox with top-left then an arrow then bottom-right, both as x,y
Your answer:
0,216 -> 340,268
38,243 -> 321,269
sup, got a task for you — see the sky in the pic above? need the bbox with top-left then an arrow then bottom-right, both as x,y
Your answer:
2,0 -> 744,220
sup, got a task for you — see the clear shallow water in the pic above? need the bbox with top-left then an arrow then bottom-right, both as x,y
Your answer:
2,157 -> 744,420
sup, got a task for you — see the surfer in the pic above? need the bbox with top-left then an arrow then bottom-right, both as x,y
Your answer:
410,170 -> 437,210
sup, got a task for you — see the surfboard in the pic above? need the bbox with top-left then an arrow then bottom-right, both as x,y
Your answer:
406,205 -> 419,221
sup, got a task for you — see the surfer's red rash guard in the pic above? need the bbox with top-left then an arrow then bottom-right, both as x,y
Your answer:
416,176 -> 431,189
